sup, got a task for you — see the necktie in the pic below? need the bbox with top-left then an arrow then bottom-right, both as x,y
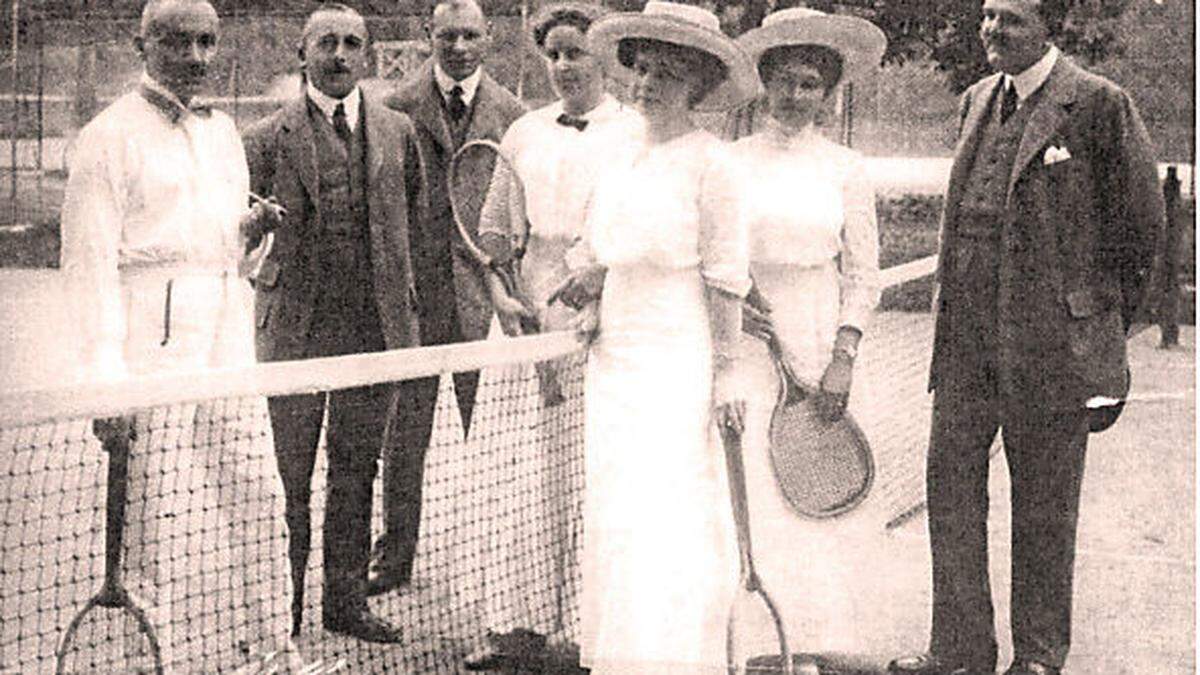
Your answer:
1000,79 -> 1018,124
447,85 -> 468,123
332,102 -> 353,145
556,113 -> 588,131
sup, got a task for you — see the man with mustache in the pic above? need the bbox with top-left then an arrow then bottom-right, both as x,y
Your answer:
61,0 -> 301,670
243,3 -> 426,643
887,1 -> 1163,674
373,0 -> 525,597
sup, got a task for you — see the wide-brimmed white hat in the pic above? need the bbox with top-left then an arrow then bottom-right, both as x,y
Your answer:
588,1 -> 760,112
738,7 -> 886,86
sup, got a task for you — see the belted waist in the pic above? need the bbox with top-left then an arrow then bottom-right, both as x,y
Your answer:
956,210 -> 1004,241
118,260 -> 237,283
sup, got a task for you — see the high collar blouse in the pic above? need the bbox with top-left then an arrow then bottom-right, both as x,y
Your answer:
479,94 -> 644,245
729,123 -> 880,332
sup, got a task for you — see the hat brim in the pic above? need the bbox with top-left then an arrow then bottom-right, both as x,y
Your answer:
588,13 -> 760,112
738,15 -> 886,85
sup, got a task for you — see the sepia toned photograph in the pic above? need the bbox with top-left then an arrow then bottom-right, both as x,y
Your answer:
0,0 -> 1192,672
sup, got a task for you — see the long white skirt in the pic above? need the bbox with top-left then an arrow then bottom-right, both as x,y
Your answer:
733,261 -> 874,655
580,266 -> 738,673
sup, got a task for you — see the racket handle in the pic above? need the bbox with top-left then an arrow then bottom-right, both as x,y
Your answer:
98,434 -> 131,606
720,425 -> 758,584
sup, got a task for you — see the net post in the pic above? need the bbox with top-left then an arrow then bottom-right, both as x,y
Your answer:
10,0 -> 20,227
1158,165 -> 1182,348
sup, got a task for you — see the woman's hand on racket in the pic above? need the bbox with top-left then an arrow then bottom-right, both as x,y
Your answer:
549,264 -> 607,310
569,301 -> 601,344
485,273 -> 536,336
713,362 -> 746,435
815,354 -> 853,422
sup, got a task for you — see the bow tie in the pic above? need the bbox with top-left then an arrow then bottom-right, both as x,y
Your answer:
139,84 -> 211,124
556,113 -> 588,131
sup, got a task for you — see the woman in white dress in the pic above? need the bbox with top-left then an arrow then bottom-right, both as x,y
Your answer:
729,7 -> 885,664
553,3 -> 758,672
467,3 -> 643,667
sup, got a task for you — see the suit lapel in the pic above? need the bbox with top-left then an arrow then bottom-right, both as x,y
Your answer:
463,74 -> 504,143
406,61 -> 456,153
1008,57 -> 1078,199
363,96 -> 389,186
948,75 -> 1003,205
279,96 -> 319,203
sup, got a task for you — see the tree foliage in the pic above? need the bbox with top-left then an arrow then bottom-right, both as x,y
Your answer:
697,0 -> 1134,93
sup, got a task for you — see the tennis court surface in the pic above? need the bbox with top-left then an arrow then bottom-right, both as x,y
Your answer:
0,262 -> 1193,673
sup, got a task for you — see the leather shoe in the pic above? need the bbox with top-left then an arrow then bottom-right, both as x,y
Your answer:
366,567 -> 412,596
463,628 -> 547,670
887,652 -> 983,674
322,609 -> 403,643
1004,660 -> 1059,675
366,542 -> 412,596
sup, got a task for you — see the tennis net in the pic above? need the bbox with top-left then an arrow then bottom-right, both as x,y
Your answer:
0,332 -> 587,673
0,255 -> 940,673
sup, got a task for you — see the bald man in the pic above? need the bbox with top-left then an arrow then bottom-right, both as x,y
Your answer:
61,0 -> 300,670
373,0 -> 525,596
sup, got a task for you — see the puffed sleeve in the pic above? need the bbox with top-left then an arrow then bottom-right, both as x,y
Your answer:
60,124 -> 128,383
698,143 -> 751,298
837,152 -> 880,331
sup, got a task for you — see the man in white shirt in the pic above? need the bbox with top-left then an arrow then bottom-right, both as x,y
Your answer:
60,0 -> 299,671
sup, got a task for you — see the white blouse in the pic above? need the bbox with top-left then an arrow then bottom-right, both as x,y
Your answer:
731,124 -> 880,330
479,94 -> 643,245
588,129 -> 751,298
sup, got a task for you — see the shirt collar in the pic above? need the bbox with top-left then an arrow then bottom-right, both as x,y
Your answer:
433,61 -> 482,106
761,115 -> 820,149
305,81 -> 362,132
139,73 -> 210,124
1008,44 -> 1059,103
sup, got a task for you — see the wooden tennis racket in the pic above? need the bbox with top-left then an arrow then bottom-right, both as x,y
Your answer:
721,423 -> 794,675
56,425 -> 163,674
448,138 -> 564,406
760,325 -> 874,519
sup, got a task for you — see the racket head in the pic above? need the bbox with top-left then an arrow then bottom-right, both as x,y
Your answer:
767,364 -> 875,520
727,583 -> 794,675
56,593 -> 163,674
448,138 -> 530,268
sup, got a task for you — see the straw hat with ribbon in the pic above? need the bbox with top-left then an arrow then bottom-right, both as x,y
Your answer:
738,6 -> 886,86
587,1 -> 760,112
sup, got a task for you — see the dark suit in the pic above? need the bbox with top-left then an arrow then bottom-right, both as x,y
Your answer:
924,55 -> 1163,670
374,62 -> 525,577
243,93 -> 426,622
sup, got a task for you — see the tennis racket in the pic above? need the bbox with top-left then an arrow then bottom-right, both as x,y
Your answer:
449,138 -> 564,406
56,424 -> 163,675
760,325 -> 874,519
720,423 -> 794,675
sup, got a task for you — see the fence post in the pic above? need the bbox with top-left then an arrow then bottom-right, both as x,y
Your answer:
1158,165 -> 1182,348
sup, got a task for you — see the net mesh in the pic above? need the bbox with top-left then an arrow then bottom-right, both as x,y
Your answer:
1,338 -> 586,673
1,258 -> 936,673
